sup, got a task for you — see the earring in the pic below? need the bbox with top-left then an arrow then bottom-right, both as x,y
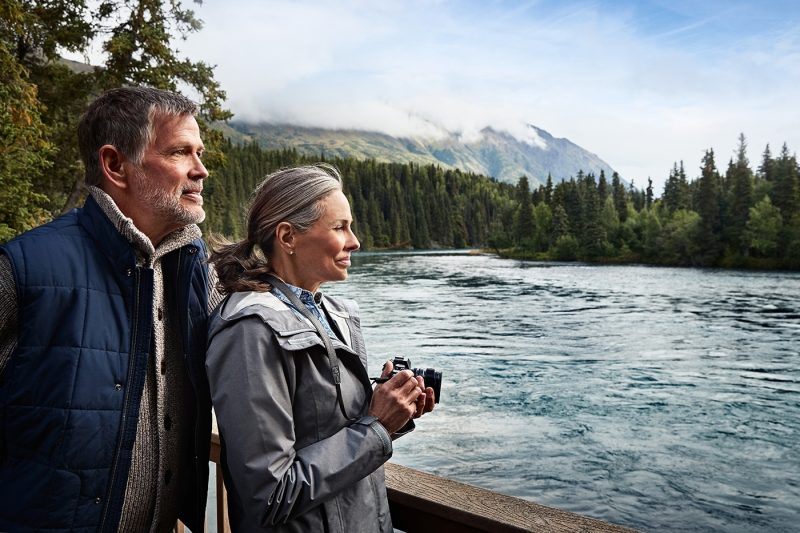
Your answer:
288,250 -> 294,255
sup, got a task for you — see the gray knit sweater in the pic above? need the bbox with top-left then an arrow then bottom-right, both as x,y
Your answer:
0,187 -> 221,532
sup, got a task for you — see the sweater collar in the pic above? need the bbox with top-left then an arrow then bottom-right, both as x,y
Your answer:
87,186 -> 201,265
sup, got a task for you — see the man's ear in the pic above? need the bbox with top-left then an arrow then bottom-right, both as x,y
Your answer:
98,145 -> 131,191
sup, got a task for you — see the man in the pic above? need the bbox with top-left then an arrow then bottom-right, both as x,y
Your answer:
0,87 -> 217,532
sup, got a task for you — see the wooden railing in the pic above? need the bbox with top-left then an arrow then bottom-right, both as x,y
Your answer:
199,432 -> 638,533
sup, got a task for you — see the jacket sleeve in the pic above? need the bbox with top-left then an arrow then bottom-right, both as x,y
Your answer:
206,315 -> 393,528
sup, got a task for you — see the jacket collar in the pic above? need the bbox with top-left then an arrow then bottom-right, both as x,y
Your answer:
214,291 -> 356,352
81,186 -> 202,268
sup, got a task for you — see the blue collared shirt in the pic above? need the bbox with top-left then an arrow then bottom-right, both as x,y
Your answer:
271,282 -> 338,340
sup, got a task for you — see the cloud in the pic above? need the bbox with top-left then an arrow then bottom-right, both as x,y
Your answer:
183,0 -> 800,192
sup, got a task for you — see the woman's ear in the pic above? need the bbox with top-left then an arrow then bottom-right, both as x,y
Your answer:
98,145 -> 130,191
275,221 -> 295,255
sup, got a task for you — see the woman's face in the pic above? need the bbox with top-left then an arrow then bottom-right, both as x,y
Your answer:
292,190 -> 360,292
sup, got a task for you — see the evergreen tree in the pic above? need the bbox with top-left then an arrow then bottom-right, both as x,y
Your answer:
771,144 -> 799,230
724,134 -> 754,256
556,178 -> 581,236
662,161 -> 691,213
532,202 -> 552,252
662,163 -> 681,213
411,183 -> 431,248
544,173 -> 554,205
611,171 -> 627,222
598,170 -> 608,203
695,149 -> 723,264
550,204 -> 570,248
1,0 -> 231,218
0,33 -> 52,241
629,180 -> 645,211
514,176 -> 535,248
758,144 -> 775,182
579,173 -> 605,259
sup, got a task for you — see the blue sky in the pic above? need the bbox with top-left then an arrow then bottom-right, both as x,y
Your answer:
175,0 -> 800,191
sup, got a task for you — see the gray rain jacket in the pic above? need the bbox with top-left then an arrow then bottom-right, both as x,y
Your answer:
206,290 -> 394,532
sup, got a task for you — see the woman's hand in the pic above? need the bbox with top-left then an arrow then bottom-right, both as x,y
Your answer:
413,374 -> 435,418
368,361 -> 427,434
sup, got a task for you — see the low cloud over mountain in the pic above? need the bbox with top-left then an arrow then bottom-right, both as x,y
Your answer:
222,121 -> 616,187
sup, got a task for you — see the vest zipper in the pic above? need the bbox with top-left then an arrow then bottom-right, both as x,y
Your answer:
179,246 -> 205,526
99,267 -> 142,531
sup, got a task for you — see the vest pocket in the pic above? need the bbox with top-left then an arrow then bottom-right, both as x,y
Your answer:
0,458 -> 80,528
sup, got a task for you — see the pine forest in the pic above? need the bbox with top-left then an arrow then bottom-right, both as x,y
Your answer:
201,136 -> 800,270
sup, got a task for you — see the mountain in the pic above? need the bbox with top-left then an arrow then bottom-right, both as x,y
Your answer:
219,121 -> 616,187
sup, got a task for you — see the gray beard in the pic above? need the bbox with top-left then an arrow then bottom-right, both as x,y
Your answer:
132,169 -> 205,227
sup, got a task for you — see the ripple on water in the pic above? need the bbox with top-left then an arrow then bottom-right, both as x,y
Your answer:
325,254 -> 800,532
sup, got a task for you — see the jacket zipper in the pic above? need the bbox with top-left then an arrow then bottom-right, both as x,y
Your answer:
98,268 -> 141,531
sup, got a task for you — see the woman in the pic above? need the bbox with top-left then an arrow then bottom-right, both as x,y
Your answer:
206,164 -> 435,532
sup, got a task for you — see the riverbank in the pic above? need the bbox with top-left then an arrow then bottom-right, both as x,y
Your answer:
488,246 -> 798,270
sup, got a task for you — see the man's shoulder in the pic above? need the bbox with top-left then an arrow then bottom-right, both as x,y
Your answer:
1,210 -> 87,259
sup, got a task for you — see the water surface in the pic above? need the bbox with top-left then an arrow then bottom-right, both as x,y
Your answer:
209,252 -> 800,532
327,251 -> 800,532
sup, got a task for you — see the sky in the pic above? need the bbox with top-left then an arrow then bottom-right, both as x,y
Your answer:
172,0 -> 800,192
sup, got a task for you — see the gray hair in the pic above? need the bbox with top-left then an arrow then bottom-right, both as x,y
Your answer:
211,164 -> 344,294
78,86 -> 199,186
250,163 -> 343,253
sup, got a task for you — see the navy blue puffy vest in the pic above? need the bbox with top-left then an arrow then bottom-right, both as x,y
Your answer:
0,196 -> 211,532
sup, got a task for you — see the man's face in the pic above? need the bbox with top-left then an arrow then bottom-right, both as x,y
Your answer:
128,114 -> 208,243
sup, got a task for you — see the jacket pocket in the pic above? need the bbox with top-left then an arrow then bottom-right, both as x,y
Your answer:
273,327 -> 322,352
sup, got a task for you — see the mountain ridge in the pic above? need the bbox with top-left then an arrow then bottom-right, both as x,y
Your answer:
219,121 -> 617,186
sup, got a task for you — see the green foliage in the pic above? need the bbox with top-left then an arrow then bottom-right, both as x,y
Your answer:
201,143 -> 517,251
514,176 -> 535,246
552,235 -> 579,261
1,0 -> 231,233
0,36 -> 52,241
201,134 -> 798,270
745,196 -> 782,256
723,134 -> 754,255
660,209 -> 701,265
695,149 -> 722,262
495,136 -> 794,269
532,202 -> 552,252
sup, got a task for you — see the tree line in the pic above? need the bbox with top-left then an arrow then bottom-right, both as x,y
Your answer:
201,140 -> 517,250
498,134 -> 799,269
201,134 -> 799,270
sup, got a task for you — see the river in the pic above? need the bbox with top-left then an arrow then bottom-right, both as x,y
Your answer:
209,251 -> 800,532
